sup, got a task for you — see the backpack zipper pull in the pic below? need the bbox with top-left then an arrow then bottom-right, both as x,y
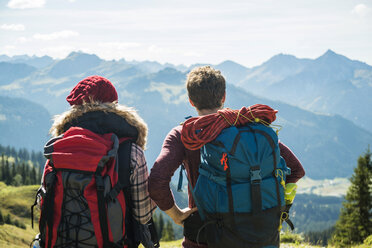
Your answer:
220,153 -> 228,171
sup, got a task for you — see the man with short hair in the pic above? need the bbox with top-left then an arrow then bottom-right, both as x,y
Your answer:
148,66 -> 305,248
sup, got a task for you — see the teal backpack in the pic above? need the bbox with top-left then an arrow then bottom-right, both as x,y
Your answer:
185,123 -> 290,248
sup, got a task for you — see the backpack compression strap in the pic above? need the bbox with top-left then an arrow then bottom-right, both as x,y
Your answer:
95,133 -> 119,248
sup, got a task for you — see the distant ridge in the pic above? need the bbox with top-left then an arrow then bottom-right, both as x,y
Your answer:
0,54 -> 54,69
0,62 -> 36,85
233,49 -> 372,132
0,50 -> 371,179
0,95 -> 50,150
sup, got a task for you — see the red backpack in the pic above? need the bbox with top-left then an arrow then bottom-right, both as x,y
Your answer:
31,127 -> 135,248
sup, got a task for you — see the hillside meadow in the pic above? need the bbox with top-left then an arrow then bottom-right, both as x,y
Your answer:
0,182 -> 370,248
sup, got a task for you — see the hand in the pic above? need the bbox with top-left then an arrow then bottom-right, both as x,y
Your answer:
165,204 -> 198,226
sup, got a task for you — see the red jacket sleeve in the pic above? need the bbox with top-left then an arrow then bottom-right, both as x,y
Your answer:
148,127 -> 185,211
279,141 -> 305,183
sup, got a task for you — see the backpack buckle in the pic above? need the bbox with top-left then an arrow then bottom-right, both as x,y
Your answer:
95,175 -> 105,191
250,166 -> 261,184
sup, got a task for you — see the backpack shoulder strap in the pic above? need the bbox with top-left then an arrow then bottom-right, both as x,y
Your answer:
104,139 -> 132,204
118,139 -> 133,189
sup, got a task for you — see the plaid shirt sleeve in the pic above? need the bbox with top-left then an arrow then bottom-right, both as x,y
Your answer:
130,143 -> 157,224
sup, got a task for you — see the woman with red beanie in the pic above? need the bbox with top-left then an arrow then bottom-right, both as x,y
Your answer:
45,75 -> 157,247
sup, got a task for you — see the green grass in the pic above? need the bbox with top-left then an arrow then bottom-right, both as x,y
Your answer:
153,239 -> 183,248
0,182 -> 39,247
0,182 -> 40,222
0,182 -> 369,248
0,224 -> 38,248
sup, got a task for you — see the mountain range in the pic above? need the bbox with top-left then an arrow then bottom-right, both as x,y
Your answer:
0,50 -> 371,180
228,50 -> 372,132
0,95 -> 50,151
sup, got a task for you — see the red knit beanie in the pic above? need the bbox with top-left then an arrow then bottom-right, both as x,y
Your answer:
66,75 -> 118,106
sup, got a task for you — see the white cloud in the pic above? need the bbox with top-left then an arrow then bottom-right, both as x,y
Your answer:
7,0 -> 45,9
98,42 -> 141,50
4,45 -> 16,50
352,4 -> 370,17
16,37 -> 28,43
0,24 -> 25,31
3,45 -> 16,55
33,30 -> 79,41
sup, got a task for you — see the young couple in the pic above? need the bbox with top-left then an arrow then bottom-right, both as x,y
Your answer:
49,66 -> 304,248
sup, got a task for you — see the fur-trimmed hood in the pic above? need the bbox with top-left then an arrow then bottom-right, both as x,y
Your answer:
50,102 -> 148,150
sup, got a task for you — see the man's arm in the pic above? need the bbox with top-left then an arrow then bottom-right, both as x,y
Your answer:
279,141 -> 305,183
130,143 -> 157,224
148,127 -> 196,226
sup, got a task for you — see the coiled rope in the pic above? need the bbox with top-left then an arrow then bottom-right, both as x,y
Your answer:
181,104 -> 278,150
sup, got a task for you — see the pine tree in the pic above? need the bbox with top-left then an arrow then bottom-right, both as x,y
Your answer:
31,167 -> 37,185
11,162 -> 16,179
21,163 -> 26,183
5,158 -> 11,185
162,220 -> 175,241
158,213 -> 165,239
0,209 -> 4,225
153,212 -> 165,239
331,147 -> 372,246
24,164 -> 31,185
10,147 -> 16,157
0,153 -> 4,181
12,174 -> 22,186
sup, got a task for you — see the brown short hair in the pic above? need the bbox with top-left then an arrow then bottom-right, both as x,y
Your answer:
186,66 -> 226,110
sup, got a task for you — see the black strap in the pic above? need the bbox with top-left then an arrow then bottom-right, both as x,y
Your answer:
284,204 -> 295,231
46,171 -> 57,248
225,159 -> 234,217
286,218 -> 295,231
36,169 -> 56,248
148,218 -> 160,248
250,165 -> 262,214
31,186 -> 43,228
244,126 -> 263,214
117,139 -> 132,189
251,129 -> 281,208
105,181 -> 124,203
95,174 -> 110,248
96,134 -> 119,175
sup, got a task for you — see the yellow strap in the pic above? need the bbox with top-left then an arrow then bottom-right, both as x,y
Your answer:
233,109 -> 240,126
237,107 -> 282,134
219,107 -> 283,134
218,112 -> 233,126
275,169 -> 286,188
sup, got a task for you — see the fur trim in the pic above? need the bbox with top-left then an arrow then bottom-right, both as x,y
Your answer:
50,102 -> 148,150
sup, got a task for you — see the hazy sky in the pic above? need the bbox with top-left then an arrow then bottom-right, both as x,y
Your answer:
1,0 -> 371,67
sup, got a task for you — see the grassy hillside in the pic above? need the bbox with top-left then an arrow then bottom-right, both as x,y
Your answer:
0,182 -> 370,248
0,182 -> 39,247
0,182 -> 40,222
0,224 -> 38,248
